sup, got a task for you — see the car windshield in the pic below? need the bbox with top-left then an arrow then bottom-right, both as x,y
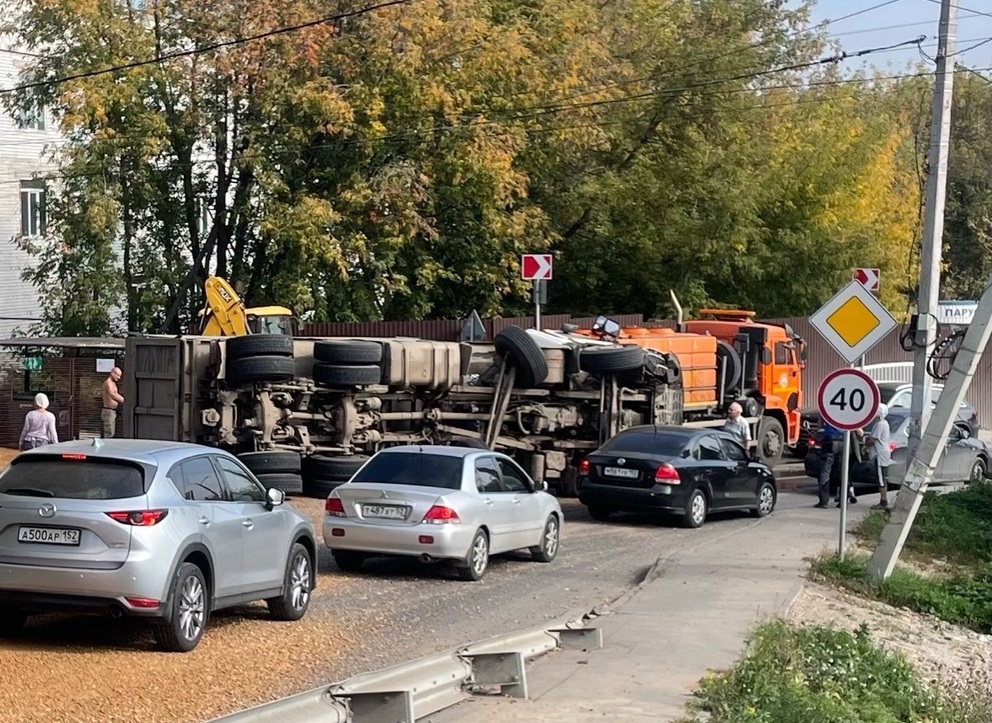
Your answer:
350,452 -> 464,490
0,457 -> 147,499
599,430 -> 689,456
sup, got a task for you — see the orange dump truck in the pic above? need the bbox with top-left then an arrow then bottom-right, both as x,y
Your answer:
577,305 -> 806,465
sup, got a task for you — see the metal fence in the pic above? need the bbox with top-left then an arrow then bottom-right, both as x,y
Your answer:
0,356 -> 123,448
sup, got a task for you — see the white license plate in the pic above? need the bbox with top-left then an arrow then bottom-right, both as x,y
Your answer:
18,526 -> 81,546
604,467 -> 639,479
361,504 -> 408,520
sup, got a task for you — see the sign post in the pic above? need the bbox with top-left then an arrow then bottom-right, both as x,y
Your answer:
816,368 -> 880,557
521,253 -> 553,330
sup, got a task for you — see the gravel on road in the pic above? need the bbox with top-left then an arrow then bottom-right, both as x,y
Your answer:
0,443 -> 818,723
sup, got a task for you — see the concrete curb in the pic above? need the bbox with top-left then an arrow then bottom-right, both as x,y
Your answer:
776,579 -> 807,618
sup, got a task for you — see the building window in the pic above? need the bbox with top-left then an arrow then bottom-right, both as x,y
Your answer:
196,197 -> 213,237
20,180 -> 46,237
17,99 -> 45,131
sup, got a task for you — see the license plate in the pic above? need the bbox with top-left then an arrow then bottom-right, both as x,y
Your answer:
18,526 -> 81,546
604,467 -> 639,479
361,504 -> 408,520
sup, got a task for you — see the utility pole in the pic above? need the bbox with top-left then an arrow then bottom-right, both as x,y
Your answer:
866,0 -> 959,582
906,0 -> 957,463
867,273 -> 992,581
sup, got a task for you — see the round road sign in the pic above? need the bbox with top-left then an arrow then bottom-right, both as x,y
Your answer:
816,368 -> 880,431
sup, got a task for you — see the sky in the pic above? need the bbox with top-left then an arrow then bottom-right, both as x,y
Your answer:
797,0 -> 992,73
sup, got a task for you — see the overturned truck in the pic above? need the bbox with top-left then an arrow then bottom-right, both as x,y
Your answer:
123,317 -> 803,498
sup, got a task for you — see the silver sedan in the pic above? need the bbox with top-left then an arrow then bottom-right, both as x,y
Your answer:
322,446 -> 563,580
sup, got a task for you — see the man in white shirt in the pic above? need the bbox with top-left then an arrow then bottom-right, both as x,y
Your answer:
865,404 -> 892,510
723,402 -> 751,445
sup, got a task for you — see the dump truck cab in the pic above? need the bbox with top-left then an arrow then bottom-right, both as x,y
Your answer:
683,308 -> 806,457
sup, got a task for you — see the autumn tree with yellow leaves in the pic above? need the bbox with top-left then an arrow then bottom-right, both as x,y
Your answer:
0,0 -> 943,331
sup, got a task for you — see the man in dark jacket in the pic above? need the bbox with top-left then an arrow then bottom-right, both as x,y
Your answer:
815,422 -> 844,508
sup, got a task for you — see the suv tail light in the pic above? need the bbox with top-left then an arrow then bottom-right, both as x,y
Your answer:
106,510 -> 168,526
578,459 -> 590,475
325,497 -> 345,517
654,464 -> 680,484
423,505 -> 461,524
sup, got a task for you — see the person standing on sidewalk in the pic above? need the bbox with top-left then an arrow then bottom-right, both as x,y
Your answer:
815,421 -> 843,508
865,404 -> 893,510
19,393 -> 58,450
101,366 -> 124,438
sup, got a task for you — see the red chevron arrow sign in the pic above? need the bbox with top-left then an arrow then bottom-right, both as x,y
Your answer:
853,267 -> 880,293
522,254 -> 553,280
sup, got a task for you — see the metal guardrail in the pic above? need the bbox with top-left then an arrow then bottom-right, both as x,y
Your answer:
210,616 -> 602,723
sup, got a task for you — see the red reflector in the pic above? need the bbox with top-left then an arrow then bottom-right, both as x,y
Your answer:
125,597 -> 159,609
331,528 -> 345,537
419,535 -> 434,544
325,497 -> 345,517
422,505 -> 460,524
106,510 -> 168,526
654,463 -> 681,484
578,459 -> 590,475
61,453 -> 87,460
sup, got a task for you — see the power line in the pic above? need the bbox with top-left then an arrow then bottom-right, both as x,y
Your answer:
924,0 -> 992,20
3,63 -> 980,189
0,0 -> 412,96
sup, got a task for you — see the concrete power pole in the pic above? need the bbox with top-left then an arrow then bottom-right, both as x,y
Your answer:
866,0 -> 959,582
906,0 -> 957,468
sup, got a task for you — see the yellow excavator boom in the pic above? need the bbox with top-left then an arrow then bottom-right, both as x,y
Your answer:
198,276 -> 296,337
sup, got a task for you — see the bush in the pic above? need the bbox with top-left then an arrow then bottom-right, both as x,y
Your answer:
812,555 -> 992,634
682,620 -> 990,723
856,482 -> 992,566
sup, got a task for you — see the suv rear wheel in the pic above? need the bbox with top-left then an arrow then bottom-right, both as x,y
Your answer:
154,562 -> 209,652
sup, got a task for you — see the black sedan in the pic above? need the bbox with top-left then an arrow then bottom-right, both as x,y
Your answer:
804,409 -> 991,491
577,425 -> 777,528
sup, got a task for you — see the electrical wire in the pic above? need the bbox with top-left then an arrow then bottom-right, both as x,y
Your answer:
924,0 -> 992,20
0,0 -> 412,96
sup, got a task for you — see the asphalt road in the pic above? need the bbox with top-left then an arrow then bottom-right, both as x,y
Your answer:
305,486 -> 817,682
0,471 -> 822,723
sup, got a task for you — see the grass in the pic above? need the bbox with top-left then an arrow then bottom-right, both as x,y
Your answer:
681,620 -> 990,723
812,554 -> 992,634
812,481 -> 992,634
856,481 -> 992,567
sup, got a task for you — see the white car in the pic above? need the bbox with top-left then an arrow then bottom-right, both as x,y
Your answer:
322,446 -> 563,580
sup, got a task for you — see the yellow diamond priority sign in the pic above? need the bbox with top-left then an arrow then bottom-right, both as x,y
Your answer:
810,280 -> 897,363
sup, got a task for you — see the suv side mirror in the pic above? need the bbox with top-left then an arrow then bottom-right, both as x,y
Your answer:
535,480 -> 548,492
266,487 -> 286,509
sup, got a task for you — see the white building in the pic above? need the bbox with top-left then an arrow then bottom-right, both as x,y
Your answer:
0,39 -> 65,340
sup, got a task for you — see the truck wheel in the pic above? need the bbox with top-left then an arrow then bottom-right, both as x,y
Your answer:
577,345 -> 644,374
226,335 -> 294,361
313,363 -> 381,387
757,417 -> 785,466
314,340 -> 383,365
302,477 -> 345,499
255,473 -> 304,497
557,467 -> 579,498
494,326 -> 548,388
227,355 -> 296,385
303,454 -> 370,482
238,451 -> 302,475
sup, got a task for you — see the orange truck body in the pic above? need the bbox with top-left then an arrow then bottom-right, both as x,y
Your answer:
577,308 -> 805,462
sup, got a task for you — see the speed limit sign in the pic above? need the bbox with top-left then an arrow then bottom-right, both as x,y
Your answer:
816,368 -> 880,431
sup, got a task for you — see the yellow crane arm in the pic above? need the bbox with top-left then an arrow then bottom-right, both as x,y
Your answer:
201,276 -> 250,336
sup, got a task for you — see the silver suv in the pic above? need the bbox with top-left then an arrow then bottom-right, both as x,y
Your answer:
0,439 -> 317,652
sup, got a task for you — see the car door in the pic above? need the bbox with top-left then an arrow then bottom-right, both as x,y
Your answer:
212,455 -> 286,592
691,435 -> 732,508
175,456 -> 244,600
718,436 -> 758,503
474,456 -> 515,553
495,457 -> 544,549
